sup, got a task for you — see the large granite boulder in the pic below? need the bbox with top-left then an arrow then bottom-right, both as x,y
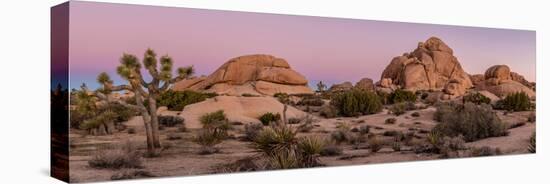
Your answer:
378,37 -> 473,97
173,54 -> 313,96
329,81 -> 353,92
474,65 -> 535,98
354,78 -> 375,91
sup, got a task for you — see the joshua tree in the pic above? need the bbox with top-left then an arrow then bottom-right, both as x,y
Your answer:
316,81 -> 327,93
81,48 -> 194,155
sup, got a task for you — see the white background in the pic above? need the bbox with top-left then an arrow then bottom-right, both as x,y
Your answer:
0,0 -> 547,183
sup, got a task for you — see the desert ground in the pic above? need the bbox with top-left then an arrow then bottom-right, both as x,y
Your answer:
67,37 -> 536,182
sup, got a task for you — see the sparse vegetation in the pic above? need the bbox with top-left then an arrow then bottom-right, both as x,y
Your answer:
470,146 -> 502,157
258,112 -> 281,126
158,115 -> 184,127
385,118 -> 397,125
495,92 -> 532,111
88,142 -> 142,169
320,144 -> 343,156
319,105 -> 338,118
368,136 -> 383,153
463,92 -> 491,105
297,96 -> 324,106
157,90 -> 216,111
388,89 -> 417,104
330,89 -> 382,117
433,102 -> 507,142
194,129 -> 224,154
200,110 -> 231,138
244,123 -> 264,141
527,112 -> 536,123
111,170 -> 155,180
411,112 -> 420,117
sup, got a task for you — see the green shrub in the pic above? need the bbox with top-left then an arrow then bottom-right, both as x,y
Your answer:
157,90 -> 217,111
258,112 -> 281,126
88,142 -> 142,169
200,110 -> 231,138
388,89 -> 417,104
433,102 -> 508,142
411,112 -> 420,117
297,116 -> 315,133
194,129 -> 223,154
330,90 -> 382,117
495,92 -> 532,111
391,141 -> 401,152
368,136 -> 383,153
241,93 -> 258,97
158,115 -> 184,127
463,92 -> 491,105
79,111 -> 117,130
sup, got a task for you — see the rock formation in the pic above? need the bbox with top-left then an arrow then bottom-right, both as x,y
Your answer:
378,37 -> 473,97
473,65 -> 535,98
329,81 -> 353,92
173,54 -> 313,96
354,78 -> 375,91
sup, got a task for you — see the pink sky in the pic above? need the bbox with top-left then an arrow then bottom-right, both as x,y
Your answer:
67,1 -> 536,89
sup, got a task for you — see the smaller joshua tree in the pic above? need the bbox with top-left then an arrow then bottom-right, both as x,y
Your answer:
316,81 -> 327,93
81,48 -> 194,155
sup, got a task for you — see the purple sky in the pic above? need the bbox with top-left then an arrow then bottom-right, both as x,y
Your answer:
67,1 -> 536,89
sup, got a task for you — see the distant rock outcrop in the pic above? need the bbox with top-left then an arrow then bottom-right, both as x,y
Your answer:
378,37 -> 473,98
173,54 -> 313,96
473,65 -> 535,98
329,81 -> 353,92
355,78 -> 375,91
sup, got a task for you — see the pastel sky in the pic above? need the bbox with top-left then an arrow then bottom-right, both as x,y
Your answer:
67,1 -> 536,90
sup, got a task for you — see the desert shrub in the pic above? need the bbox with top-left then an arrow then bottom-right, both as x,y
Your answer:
258,112 -> 281,126
244,123 -> 264,141
200,110 -> 231,138
330,90 -> 382,117
368,136 -> 383,153
166,133 -> 182,140
528,132 -> 536,153
79,111 -> 117,130
241,93 -> 258,97
158,115 -> 184,127
388,89 -> 417,104
411,112 -> 420,117
88,142 -> 142,169
127,128 -> 136,134
157,90 -> 217,111
439,135 -> 466,157
527,112 -> 536,123
463,92 -> 491,105
495,92 -> 532,111
288,118 -> 301,124
297,116 -> 315,133
194,129 -> 224,154
111,170 -> 155,180
320,144 -> 343,156
432,102 -> 508,142
391,141 -> 401,152
319,105 -> 338,118
253,125 -> 325,169
358,125 -> 370,135
297,97 -> 324,106
177,126 -> 187,132
390,103 -> 406,116
470,146 -> 502,157
385,118 -> 397,125
383,130 -> 401,137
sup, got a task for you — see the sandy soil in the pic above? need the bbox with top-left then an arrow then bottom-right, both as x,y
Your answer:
69,104 -> 535,183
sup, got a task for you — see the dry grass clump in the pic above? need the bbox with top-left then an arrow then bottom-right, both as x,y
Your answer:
244,123 -> 264,141
111,170 -> 155,180
385,118 -> 397,125
88,141 -> 142,169
320,144 -> 343,156
297,115 -> 315,133
528,132 -> 536,153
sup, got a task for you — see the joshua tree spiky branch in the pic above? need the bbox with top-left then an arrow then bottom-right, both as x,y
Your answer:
81,48 -> 194,155
316,81 -> 327,93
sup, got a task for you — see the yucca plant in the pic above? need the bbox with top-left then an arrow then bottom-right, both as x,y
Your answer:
297,136 -> 326,167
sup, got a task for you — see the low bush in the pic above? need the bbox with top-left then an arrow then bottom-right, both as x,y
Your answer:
495,92 -> 532,111
358,125 -> 370,135
166,133 -> 182,140
88,142 -> 142,169
258,112 -> 281,126
200,110 -> 231,138
470,146 -> 502,157
111,170 -> 155,180
330,90 -> 382,117
157,90 -> 217,111
463,92 -> 491,105
287,118 -> 301,124
244,123 -> 264,141
241,93 -> 259,97
158,115 -> 184,127
320,144 -> 343,156
127,128 -> 136,134
385,118 -> 397,125
194,129 -> 224,154
391,141 -> 401,152
368,136 -> 383,153
433,102 -> 507,142
411,112 -> 420,117
527,112 -> 536,123
319,105 -> 338,118
388,89 -> 417,104
297,97 -> 324,106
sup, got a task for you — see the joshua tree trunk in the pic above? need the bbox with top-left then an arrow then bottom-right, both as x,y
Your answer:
283,104 -> 288,125
148,97 -> 162,148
